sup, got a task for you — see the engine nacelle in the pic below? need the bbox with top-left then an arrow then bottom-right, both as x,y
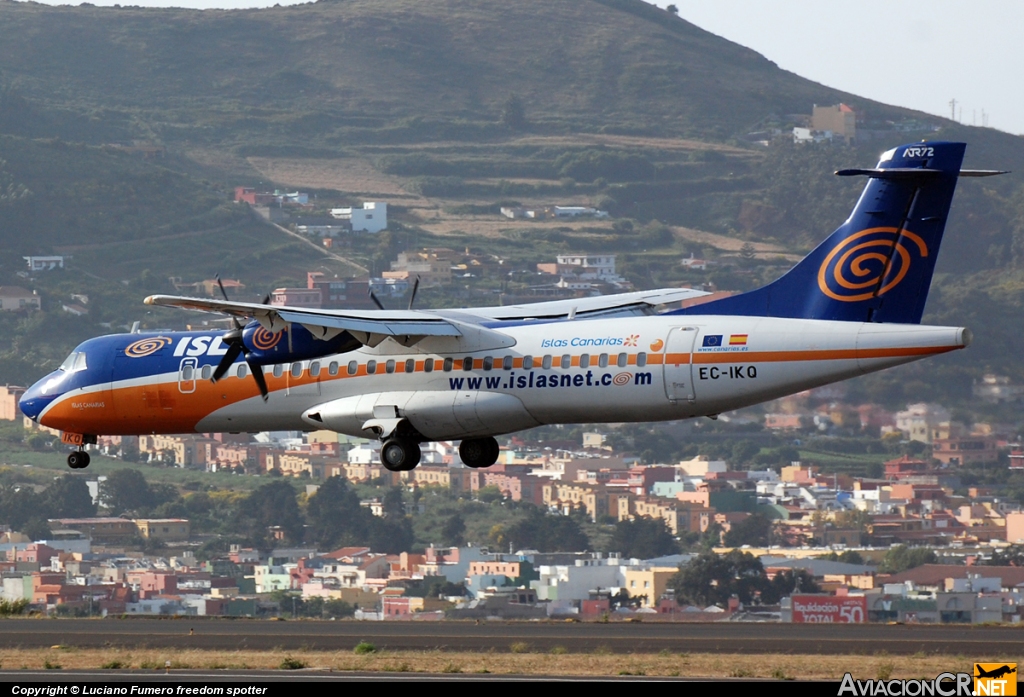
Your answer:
302,390 -> 540,440
243,322 -> 361,365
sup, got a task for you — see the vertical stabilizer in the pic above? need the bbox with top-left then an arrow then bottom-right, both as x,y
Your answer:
672,142 -> 966,324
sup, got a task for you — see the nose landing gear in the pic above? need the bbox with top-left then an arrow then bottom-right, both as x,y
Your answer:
67,450 -> 91,469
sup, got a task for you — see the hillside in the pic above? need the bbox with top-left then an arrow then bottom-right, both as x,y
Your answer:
0,0 -> 927,143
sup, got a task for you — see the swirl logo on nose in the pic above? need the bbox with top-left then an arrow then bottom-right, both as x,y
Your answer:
124,336 -> 172,358
817,227 -> 928,302
251,327 -> 283,351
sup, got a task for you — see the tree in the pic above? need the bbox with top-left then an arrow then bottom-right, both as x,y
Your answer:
233,480 -> 304,549
501,93 -> 527,131
305,475 -> 370,550
879,545 -> 936,573
669,550 -> 768,607
666,4 -> 679,14
502,507 -> 589,553
44,475 -> 95,518
441,513 -> 466,547
99,468 -> 154,514
760,569 -> 820,604
0,483 -> 47,531
723,513 -> 773,547
607,518 -> 679,559
731,440 -> 762,466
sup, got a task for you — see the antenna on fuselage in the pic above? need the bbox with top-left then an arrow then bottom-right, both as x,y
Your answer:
130,321 -> 141,333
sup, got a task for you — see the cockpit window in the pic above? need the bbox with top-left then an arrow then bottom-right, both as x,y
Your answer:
59,352 -> 88,373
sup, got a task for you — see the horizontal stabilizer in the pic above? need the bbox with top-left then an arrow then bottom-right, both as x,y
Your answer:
837,168 -> 1009,179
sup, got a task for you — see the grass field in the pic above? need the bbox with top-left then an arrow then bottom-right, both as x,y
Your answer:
0,646 -> 1002,679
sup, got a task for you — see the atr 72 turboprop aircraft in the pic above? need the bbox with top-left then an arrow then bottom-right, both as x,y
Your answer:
18,142 -> 1005,472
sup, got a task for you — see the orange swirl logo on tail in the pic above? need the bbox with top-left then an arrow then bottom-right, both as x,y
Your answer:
817,227 -> 928,302
124,336 -> 172,358
251,326 -> 283,351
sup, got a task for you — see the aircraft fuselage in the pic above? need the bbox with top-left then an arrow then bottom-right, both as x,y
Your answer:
22,314 -> 969,442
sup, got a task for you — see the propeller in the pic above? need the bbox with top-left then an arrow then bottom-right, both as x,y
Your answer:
369,288 -> 386,311
407,276 -> 420,311
210,275 -> 270,402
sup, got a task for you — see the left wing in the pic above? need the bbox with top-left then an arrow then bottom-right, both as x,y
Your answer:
456,287 -> 709,321
145,294 -> 482,349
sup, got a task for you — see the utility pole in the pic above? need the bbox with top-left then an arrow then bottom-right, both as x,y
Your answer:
949,98 -> 957,121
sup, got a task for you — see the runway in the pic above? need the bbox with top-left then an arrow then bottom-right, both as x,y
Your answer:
1,619 -> 1022,655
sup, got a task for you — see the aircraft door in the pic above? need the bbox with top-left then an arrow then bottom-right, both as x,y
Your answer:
662,327 -> 698,403
178,358 -> 198,394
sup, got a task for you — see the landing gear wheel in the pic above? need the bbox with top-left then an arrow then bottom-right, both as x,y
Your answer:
459,437 -> 500,469
380,439 -> 421,472
67,451 -> 90,469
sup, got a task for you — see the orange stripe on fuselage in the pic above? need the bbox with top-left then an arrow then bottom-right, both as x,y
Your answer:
39,343 -> 960,434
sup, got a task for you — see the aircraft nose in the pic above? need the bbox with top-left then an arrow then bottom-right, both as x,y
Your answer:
19,372 -> 62,422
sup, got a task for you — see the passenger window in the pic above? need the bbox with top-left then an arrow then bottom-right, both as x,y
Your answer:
617,352 -> 628,367
443,357 -> 454,372
424,358 -> 434,373
310,361 -> 321,377
273,364 -> 283,378
347,361 -> 358,375
386,359 -> 395,374
201,365 -> 212,380
405,358 -> 415,373
523,355 -> 534,370
291,362 -> 303,378
542,355 -> 552,370
483,356 -> 493,371
637,352 -> 647,367
182,365 -> 194,381
580,354 -> 590,369
598,353 -> 609,368
328,361 -> 339,376
367,360 -> 377,375
503,356 -> 513,370
463,357 -> 473,371
560,355 -> 571,369
236,364 -> 248,379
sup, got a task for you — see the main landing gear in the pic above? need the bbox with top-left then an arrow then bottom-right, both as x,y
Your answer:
380,438 -> 421,472
377,436 -> 500,472
67,450 -> 91,469
459,437 -> 500,469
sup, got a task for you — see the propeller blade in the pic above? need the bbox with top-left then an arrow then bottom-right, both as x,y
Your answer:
216,275 -> 243,330
215,275 -> 230,302
407,276 -> 420,311
211,342 -> 243,383
249,361 -> 270,401
369,289 -> 385,311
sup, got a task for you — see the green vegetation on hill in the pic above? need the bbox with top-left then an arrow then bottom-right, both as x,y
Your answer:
0,0 -> 923,144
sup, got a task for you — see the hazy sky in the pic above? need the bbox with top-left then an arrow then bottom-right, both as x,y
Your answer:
13,0 -> 1024,135
653,1 -> 1024,135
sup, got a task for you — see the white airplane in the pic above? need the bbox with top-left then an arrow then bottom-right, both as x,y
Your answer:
19,141 -> 1002,472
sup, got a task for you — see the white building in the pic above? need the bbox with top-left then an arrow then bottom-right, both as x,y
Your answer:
24,256 -> 65,271
532,556 -> 630,602
555,254 -> 619,281
330,202 -> 387,233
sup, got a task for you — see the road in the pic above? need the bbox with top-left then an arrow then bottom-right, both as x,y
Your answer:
1,619 -> 1022,655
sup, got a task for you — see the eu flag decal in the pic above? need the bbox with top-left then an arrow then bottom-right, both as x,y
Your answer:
702,335 -> 723,348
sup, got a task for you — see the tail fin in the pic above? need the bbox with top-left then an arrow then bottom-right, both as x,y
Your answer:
673,141 -> 966,324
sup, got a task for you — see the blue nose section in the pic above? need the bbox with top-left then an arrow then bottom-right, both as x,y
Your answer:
19,372 -> 63,421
